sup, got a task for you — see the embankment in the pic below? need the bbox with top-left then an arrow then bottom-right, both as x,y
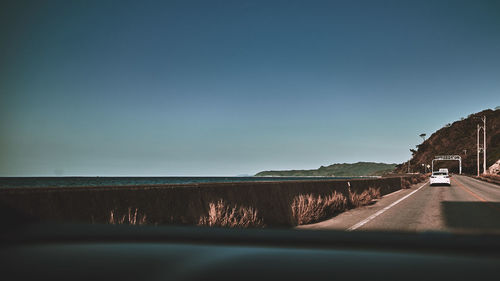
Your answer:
475,174 -> 500,185
0,175 -> 425,227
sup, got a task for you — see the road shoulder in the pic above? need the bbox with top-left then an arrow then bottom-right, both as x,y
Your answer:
296,181 -> 428,231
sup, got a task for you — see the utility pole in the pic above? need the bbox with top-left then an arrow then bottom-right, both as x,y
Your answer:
483,116 -> 486,174
477,124 -> 480,176
476,116 -> 487,176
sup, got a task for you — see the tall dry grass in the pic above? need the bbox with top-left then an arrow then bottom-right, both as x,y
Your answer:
109,207 -> 147,225
199,186 -> 384,227
291,187 -> 381,225
402,174 -> 427,189
347,187 -> 381,207
291,191 -> 348,225
198,200 -> 264,228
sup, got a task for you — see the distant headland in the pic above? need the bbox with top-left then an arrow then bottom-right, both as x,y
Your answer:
254,162 -> 397,177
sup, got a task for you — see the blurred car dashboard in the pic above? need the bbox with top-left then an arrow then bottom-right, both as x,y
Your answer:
1,222 -> 499,281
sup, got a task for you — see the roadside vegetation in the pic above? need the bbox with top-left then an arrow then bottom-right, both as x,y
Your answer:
478,174 -> 500,185
197,185 -> 390,227
109,208 -> 147,225
102,175 -> 426,228
197,200 -> 264,228
291,191 -> 348,225
291,187 -> 382,225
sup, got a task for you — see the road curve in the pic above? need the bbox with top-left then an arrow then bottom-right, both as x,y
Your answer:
298,175 -> 500,233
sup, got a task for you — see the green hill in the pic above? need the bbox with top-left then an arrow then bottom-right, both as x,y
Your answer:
255,162 -> 397,177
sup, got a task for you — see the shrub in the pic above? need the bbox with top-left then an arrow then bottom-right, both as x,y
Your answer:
291,187 -> 381,225
348,187 -> 381,207
198,200 -> 264,228
291,191 -> 348,225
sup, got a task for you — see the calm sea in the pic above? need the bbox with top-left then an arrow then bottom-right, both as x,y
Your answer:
0,176 -> 365,188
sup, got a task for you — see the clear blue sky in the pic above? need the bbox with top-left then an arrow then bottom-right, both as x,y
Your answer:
1,0 -> 499,176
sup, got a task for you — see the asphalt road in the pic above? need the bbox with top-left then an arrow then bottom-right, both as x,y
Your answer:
298,175 -> 500,233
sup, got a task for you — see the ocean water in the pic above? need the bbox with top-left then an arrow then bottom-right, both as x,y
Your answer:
0,176 -> 361,188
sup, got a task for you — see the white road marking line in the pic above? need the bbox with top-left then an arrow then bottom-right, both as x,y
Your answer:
382,189 -> 404,198
347,181 -> 429,231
